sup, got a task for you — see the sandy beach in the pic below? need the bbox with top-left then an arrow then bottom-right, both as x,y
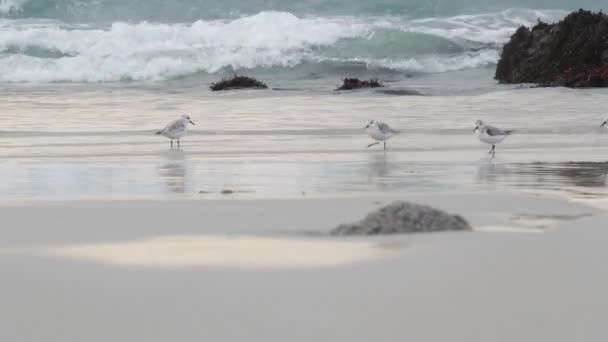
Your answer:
1,88 -> 608,341
1,194 -> 607,342
2,1 -> 608,340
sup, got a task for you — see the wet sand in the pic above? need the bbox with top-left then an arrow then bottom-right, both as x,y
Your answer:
1,87 -> 608,199
1,148 -> 608,200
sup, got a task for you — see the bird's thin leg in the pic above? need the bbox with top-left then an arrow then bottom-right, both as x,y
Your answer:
171,140 -> 173,149
367,142 -> 380,148
383,141 -> 386,150
177,139 -> 180,149
491,145 -> 496,156
487,145 -> 493,154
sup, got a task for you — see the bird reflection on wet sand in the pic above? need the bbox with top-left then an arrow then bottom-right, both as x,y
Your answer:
365,152 -> 430,192
367,152 -> 391,178
157,150 -> 188,193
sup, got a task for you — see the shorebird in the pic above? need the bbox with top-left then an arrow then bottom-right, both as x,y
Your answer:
364,120 -> 399,150
155,115 -> 195,148
601,117 -> 607,127
474,120 -> 514,156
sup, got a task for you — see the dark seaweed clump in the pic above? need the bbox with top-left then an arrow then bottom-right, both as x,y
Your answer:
336,78 -> 384,91
210,75 -> 268,91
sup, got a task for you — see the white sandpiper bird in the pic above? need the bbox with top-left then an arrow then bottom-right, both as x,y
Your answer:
364,120 -> 399,150
474,120 -> 514,155
601,117 -> 607,127
155,115 -> 195,148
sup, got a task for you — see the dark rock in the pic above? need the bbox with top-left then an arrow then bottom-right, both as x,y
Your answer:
336,78 -> 384,91
495,9 -> 608,88
331,201 -> 472,236
210,75 -> 268,91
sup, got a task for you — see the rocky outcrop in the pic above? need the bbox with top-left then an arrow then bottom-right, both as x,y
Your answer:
495,10 -> 608,88
331,201 -> 472,236
336,78 -> 384,91
210,75 -> 268,91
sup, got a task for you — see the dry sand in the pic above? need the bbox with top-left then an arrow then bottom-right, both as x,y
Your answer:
1,193 -> 606,342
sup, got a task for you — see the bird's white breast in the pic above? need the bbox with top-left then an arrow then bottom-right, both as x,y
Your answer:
163,129 -> 186,139
366,126 -> 395,141
161,120 -> 188,139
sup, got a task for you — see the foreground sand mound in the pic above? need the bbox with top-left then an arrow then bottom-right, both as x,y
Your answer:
332,201 -> 472,235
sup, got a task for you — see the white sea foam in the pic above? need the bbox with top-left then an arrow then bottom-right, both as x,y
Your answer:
0,9 -> 567,82
403,8 -> 567,43
0,12 -> 370,82
340,49 -> 499,73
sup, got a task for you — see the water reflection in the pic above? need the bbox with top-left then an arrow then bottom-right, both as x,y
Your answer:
368,152 -> 390,178
157,150 -> 188,193
476,161 -> 608,190
366,152 -> 397,190
359,152 -> 439,193
475,160 -> 511,184
540,162 -> 608,187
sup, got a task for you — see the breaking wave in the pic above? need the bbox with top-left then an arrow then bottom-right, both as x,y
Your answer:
0,8 -> 567,83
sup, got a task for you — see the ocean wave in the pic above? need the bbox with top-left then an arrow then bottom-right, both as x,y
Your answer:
0,0 -> 599,22
0,9 -> 567,83
403,8 -> 567,43
337,49 -> 500,74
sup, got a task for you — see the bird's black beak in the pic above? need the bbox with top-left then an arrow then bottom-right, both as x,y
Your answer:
189,120 -> 195,125
364,124 -> 370,129
601,121 -> 607,128
474,126 -> 479,132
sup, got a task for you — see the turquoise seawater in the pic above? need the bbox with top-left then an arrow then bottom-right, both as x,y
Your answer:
0,0 -> 604,86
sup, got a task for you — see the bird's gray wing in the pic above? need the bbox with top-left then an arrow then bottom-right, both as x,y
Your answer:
484,125 -> 507,136
157,124 -> 170,134
157,119 -> 186,134
168,120 -> 186,131
377,122 -> 399,134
